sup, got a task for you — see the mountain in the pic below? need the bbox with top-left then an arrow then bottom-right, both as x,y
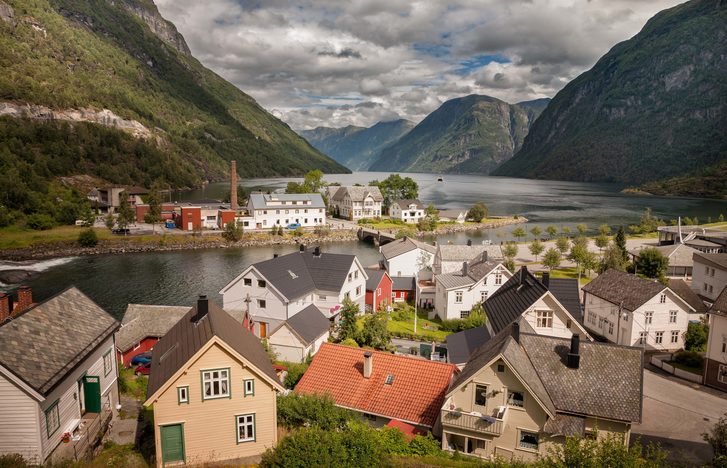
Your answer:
494,0 -> 727,195
368,95 -> 548,174
0,0 -> 347,222
300,119 -> 415,171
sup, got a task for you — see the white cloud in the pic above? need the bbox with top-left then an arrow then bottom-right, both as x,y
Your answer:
155,0 -> 682,130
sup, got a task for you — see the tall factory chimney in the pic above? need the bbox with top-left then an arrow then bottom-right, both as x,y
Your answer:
230,160 -> 238,210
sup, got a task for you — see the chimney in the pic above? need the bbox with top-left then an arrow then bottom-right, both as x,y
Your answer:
481,251 -> 488,262
567,334 -> 581,369
314,246 -> 321,257
299,244 -> 306,253
14,286 -> 32,315
273,253 -> 278,258
541,272 -> 550,288
195,295 -> 209,322
230,160 -> 238,211
462,261 -> 469,276
0,293 -> 9,322
511,322 -> 520,343
467,239 -> 472,246
519,266 -> 528,285
363,351 -> 373,378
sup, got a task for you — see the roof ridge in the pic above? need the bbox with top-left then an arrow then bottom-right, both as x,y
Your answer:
322,342 -> 458,369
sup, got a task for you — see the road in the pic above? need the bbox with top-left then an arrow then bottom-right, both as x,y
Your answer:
633,368 -> 727,465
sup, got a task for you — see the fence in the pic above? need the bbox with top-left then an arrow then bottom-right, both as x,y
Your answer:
650,353 -> 703,384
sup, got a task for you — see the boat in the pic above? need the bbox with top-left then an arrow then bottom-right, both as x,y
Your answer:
437,176 -> 444,182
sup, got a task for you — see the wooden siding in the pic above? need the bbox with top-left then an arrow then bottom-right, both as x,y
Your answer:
151,342 -> 278,467
0,373 -> 41,463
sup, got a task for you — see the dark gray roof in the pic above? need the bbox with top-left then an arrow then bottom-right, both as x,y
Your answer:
519,333 -> 643,422
392,199 -> 424,210
365,269 -> 388,291
147,300 -> 280,398
686,239 -> 722,248
668,279 -> 706,314
582,269 -> 665,312
116,304 -> 191,352
694,253 -> 727,271
445,327 -> 491,365
437,260 -> 501,290
709,286 -> 727,316
284,304 -> 331,345
0,287 -> 119,396
392,276 -> 416,291
543,414 -> 585,437
630,244 -> 699,268
380,237 -> 436,260
546,277 -> 582,320
251,250 -> 357,300
484,267 -> 548,334
331,186 -> 383,202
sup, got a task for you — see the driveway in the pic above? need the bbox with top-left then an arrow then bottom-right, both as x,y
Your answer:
633,369 -> 727,465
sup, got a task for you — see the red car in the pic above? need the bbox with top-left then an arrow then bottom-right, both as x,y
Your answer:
134,362 -> 151,376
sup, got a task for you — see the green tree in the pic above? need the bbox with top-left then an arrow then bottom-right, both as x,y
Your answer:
502,241 -> 518,260
595,234 -> 610,252
599,243 -> 628,273
634,247 -> 668,279
416,214 -> 437,232
541,433 -> 667,467
223,185 -> 248,204
222,220 -> 243,242
704,414 -> 727,463
358,312 -> 390,350
26,213 -> 55,230
336,297 -> 359,342
576,223 -> 588,235
615,226 -> 629,262
720,214 -> 725,223
562,226 -> 572,236
395,228 -> 416,239
286,169 -> 326,194
77,228 -> 98,247
512,226 -> 526,242
277,393 -> 356,430
546,225 -> 558,238
372,174 -> 418,213
556,236 -> 571,254
543,248 -> 561,270
529,239 -> 545,261
638,207 -> 664,233
569,237 -> 591,281
425,203 -> 438,216
143,184 -> 163,233
684,320 -> 709,352
530,226 -> 542,238
104,213 -> 116,230
466,202 -> 488,222
465,302 -> 487,329
79,205 -> 96,227
598,224 -> 612,236
116,191 -> 135,232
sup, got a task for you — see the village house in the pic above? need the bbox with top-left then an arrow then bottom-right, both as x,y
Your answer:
629,243 -> 700,278
582,269 -> 694,350
219,246 -> 367,339
115,304 -> 190,367
0,287 -> 119,465
667,278 -> 708,316
266,304 -> 331,363
328,185 -> 383,220
440,323 -> 642,461
433,242 -> 503,275
438,209 -> 467,224
704,287 -> 727,391
390,199 -> 426,224
392,276 -> 416,303
380,236 -> 436,278
296,343 -> 458,434
365,269 -> 393,312
144,296 -> 284,467
87,185 -> 147,214
692,253 -> 727,303
247,193 -> 327,230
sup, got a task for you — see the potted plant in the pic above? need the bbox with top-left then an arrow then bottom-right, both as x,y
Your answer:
61,432 -> 71,443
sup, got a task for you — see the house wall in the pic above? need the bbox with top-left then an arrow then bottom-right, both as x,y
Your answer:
118,336 -> 159,368
268,326 -> 305,363
367,275 -> 393,312
151,343 -> 278,467
201,208 -> 219,229
390,204 -> 424,224
520,295 -> 578,340
0,372 -> 42,463
222,268 -> 290,329
693,258 -> 727,301
179,207 -> 201,231
437,267 -> 510,320
386,249 -> 434,278
250,203 -> 326,229
331,192 -> 382,220
704,313 -> 727,391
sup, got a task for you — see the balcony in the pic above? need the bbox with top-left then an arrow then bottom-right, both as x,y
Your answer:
441,400 -> 506,436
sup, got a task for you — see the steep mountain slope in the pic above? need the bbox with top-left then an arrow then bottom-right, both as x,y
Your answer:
300,119 -> 415,171
0,0 -> 347,201
368,95 -> 548,174
494,0 -> 726,192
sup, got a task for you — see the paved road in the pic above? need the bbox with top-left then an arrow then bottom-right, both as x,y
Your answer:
633,368 -> 727,465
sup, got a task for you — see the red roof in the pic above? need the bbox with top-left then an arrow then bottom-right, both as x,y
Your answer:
295,343 -> 458,427
386,419 -> 426,440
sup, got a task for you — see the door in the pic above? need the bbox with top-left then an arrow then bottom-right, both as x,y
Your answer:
259,322 -> 267,338
160,424 -> 185,464
82,376 -> 101,413
187,222 -> 193,230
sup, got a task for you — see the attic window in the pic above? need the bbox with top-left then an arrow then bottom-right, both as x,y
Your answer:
385,374 -> 395,385
288,270 -> 298,279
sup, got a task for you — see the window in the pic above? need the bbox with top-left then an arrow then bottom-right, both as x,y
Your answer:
655,331 -> 664,344
588,312 -> 596,325
608,321 -> 614,335
244,278 -> 252,286
710,285 -> 714,294
639,331 -> 648,345
669,310 -> 677,323
348,273 -> 353,282
356,286 -> 361,296
474,384 -> 487,406
257,299 -> 266,309
518,430 -> 539,451
103,349 -> 113,376
177,386 -> 189,404
720,364 -> 727,384
257,280 -> 267,288
202,369 -> 230,399
536,310 -> 553,328
497,364 -> 505,373
660,294 -> 666,304
345,291 -> 350,300
508,391 -> 524,408
236,414 -> 255,443
598,317 -> 604,329
354,271 -> 359,279
495,273 -> 503,285
319,295 -> 327,300
644,311 -> 653,325
460,310 -> 470,319
45,400 -> 60,438
722,337 -> 727,353
244,379 -> 254,396
481,291 -> 488,302
671,330 -> 679,344
455,291 -> 463,303
711,268 -> 716,277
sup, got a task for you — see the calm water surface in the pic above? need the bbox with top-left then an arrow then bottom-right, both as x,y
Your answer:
6,173 -> 726,318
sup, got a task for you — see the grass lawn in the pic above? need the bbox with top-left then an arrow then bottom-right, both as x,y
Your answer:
0,225 -> 113,249
387,311 -> 451,342
548,267 -> 594,286
668,360 -> 704,375
359,221 -> 408,230
118,367 -> 148,401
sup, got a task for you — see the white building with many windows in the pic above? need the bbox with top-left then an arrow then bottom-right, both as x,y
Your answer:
692,253 -> 727,302
247,193 -> 327,230
435,259 -> 511,320
582,269 -> 694,350
328,186 -> 383,220
390,199 -> 425,224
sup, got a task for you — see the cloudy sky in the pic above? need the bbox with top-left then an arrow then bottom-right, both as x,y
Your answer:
155,0 -> 682,131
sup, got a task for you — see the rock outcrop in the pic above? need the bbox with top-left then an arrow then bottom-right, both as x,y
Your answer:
112,0 -> 191,55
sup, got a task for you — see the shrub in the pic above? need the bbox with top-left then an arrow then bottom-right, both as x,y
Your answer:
541,434 -> 667,467
293,226 -> 304,237
283,362 -> 309,389
340,338 -> 359,348
277,393 -> 357,430
673,350 -> 703,369
77,228 -> 98,247
222,221 -> 243,242
0,454 -> 30,468
684,321 -> 709,352
25,213 -> 55,230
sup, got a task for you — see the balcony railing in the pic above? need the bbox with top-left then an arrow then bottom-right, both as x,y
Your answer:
440,408 -> 504,436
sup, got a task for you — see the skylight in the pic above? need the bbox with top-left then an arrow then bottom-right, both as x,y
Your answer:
288,270 -> 298,279
385,374 -> 395,385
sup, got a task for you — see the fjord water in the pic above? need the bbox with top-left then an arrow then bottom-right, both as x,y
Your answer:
16,173 -> 727,318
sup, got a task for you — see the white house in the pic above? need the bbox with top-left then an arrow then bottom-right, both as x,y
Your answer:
219,246 -> 367,340
380,237 -> 436,278
267,304 -> 331,363
390,199 -> 425,224
0,287 -> 119,465
434,243 -> 503,275
328,186 -> 383,220
582,269 -> 694,350
247,193 -> 327,230
438,209 -> 467,224
692,253 -> 727,302
434,259 -> 511,320
704,287 -> 727,391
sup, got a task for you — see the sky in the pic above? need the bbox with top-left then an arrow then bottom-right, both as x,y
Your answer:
155,0 -> 682,131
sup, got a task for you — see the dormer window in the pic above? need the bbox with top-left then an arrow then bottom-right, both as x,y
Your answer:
536,310 -> 553,328
659,293 -> 666,304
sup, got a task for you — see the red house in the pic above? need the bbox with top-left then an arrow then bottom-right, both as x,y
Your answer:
392,276 -> 416,303
365,269 -> 392,312
177,206 -> 202,231
115,304 -> 190,367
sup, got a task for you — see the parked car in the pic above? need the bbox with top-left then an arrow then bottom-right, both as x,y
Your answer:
112,228 -> 131,235
135,362 -> 151,376
287,223 -> 301,230
130,351 -> 152,366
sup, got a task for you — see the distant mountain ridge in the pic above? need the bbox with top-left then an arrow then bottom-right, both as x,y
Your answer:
300,119 -> 415,171
494,0 -> 727,196
368,95 -> 549,174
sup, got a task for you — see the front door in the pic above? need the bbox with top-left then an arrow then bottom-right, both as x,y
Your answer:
160,424 -> 185,464
82,376 -> 101,413
259,322 -> 267,338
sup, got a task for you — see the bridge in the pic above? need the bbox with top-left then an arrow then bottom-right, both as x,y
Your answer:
357,227 -> 397,246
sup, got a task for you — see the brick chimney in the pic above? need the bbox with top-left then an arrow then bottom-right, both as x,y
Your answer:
230,160 -> 238,211
0,293 -> 10,322
363,351 -> 373,378
14,286 -> 32,315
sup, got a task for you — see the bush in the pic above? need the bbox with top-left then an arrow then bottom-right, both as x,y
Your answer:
25,213 -> 55,230
340,338 -> 359,348
684,321 -> 709,352
277,393 -> 357,430
541,434 -> 667,467
0,454 -> 30,468
77,228 -> 98,247
222,221 -> 243,242
284,362 -> 309,389
673,350 -> 703,369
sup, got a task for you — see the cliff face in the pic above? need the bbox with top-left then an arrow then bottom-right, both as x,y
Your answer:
369,95 -> 547,174
494,0 -> 727,189
112,0 -> 191,55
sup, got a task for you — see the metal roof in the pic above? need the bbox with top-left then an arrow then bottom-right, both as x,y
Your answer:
380,237 -> 436,260
445,327 -> 491,365
484,267 -> 548,334
582,269 -> 665,312
116,304 -> 191,352
330,186 -> 383,202
248,193 -> 325,210
284,304 -> 331,345
392,276 -> 416,291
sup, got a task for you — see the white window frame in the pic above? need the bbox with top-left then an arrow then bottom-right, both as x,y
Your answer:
460,310 -> 470,319
669,310 -> 677,323
202,368 -> 230,400
638,331 -> 648,345
655,331 -> 664,344
495,273 -> 503,285
103,348 -> 113,377
644,311 -> 653,325
517,429 -> 539,452
236,413 -> 255,443
719,364 -> 727,384
671,330 -> 679,344
536,310 -> 553,328
177,386 -> 189,404
508,390 -> 525,408
244,379 -> 255,397
481,290 -> 487,302
659,294 -> 666,304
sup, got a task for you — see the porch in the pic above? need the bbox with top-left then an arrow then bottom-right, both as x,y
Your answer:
440,397 -> 507,436
49,409 -> 113,463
